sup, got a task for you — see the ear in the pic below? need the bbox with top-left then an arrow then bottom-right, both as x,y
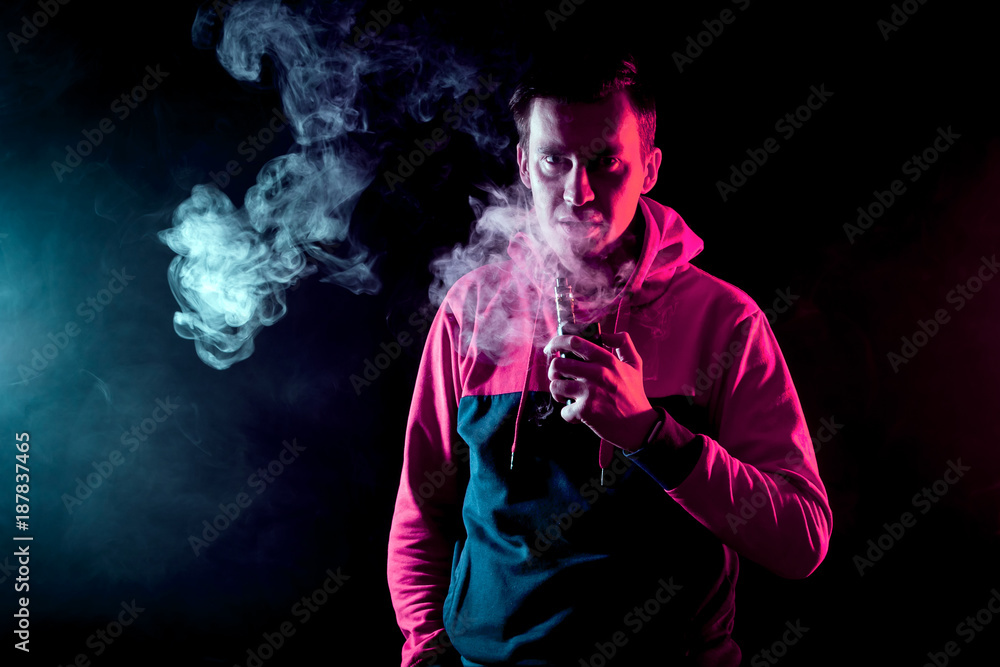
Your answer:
516,142 -> 531,190
640,146 -> 662,194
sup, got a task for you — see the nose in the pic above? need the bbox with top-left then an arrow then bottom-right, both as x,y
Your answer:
564,162 -> 595,207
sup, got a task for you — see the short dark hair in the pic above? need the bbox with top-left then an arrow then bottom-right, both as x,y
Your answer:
508,52 -> 656,158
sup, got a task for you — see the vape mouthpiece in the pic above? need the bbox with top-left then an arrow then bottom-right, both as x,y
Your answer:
554,272 -> 600,343
554,274 -> 576,337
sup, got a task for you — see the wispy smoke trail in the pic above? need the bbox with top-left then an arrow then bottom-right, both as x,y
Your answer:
428,184 -> 532,307
427,185 -> 536,360
160,0 -> 508,369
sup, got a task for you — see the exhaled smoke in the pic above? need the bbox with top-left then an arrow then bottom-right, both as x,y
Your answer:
428,183 -> 636,362
160,0 -> 508,369
428,184 -> 532,307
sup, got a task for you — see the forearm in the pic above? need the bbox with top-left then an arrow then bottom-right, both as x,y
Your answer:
623,406 -> 703,489
674,438 -> 831,578
388,476 -> 459,666
634,306 -> 832,577
389,304 -> 466,666
625,408 -> 831,578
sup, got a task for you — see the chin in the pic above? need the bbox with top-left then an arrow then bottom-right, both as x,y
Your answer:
564,242 -> 607,265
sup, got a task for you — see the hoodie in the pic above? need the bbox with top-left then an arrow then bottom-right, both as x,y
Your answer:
388,197 -> 832,666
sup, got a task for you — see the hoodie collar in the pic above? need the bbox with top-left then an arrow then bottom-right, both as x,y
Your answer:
506,196 -> 704,306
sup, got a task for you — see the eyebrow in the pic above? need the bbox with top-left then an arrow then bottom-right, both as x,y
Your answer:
535,143 -> 623,157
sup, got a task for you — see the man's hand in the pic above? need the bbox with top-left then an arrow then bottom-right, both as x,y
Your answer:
544,331 -> 660,452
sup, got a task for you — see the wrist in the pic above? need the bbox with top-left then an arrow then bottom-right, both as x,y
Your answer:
622,407 -> 703,490
621,407 -> 663,452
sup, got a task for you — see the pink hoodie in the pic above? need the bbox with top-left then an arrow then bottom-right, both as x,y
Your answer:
388,196 -> 832,666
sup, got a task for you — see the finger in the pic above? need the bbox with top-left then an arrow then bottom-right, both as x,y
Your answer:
543,335 -> 573,357
547,356 -> 595,382
544,334 -> 606,361
549,378 -> 585,406
600,331 -> 640,366
560,401 -> 583,423
554,384 -> 586,421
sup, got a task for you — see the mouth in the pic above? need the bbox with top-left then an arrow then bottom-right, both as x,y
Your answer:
556,217 -> 604,235
557,209 -> 604,226
557,212 -> 603,224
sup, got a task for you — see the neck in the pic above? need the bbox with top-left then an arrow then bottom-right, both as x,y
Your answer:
562,210 -> 645,312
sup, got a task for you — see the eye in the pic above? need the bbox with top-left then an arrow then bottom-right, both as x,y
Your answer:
595,156 -> 621,169
543,155 -> 566,165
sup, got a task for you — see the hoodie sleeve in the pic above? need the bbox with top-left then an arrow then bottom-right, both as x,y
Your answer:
388,302 -> 466,667
626,308 -> 832,580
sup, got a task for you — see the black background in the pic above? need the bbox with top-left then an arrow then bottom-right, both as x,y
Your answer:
1,0 -> 998,664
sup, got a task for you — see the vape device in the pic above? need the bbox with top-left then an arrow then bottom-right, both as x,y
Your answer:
554,274 -> 602,354
554,273 -> 614,484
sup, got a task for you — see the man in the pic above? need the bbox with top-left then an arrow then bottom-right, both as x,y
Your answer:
388,53 -> 832,666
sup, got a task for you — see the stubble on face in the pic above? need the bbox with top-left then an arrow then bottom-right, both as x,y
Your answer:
517,91 -> 659,283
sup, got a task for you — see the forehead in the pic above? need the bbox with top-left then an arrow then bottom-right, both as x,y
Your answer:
527,90 -> 639,152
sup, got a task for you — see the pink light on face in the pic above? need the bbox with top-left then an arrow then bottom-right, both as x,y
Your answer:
516,91 -> 661,274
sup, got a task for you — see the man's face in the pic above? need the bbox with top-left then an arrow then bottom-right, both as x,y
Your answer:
517,90 -> 661,270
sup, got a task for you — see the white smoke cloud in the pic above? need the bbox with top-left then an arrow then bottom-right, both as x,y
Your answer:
160,0 -> 509,369
428,184 -> 532,307
427,184 -> 636,362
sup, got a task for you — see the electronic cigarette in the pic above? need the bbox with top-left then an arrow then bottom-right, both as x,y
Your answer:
554,274 -> 602,353
554,272 -> 613,484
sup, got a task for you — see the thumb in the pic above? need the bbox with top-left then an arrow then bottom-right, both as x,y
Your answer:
602,332 -> 640,366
